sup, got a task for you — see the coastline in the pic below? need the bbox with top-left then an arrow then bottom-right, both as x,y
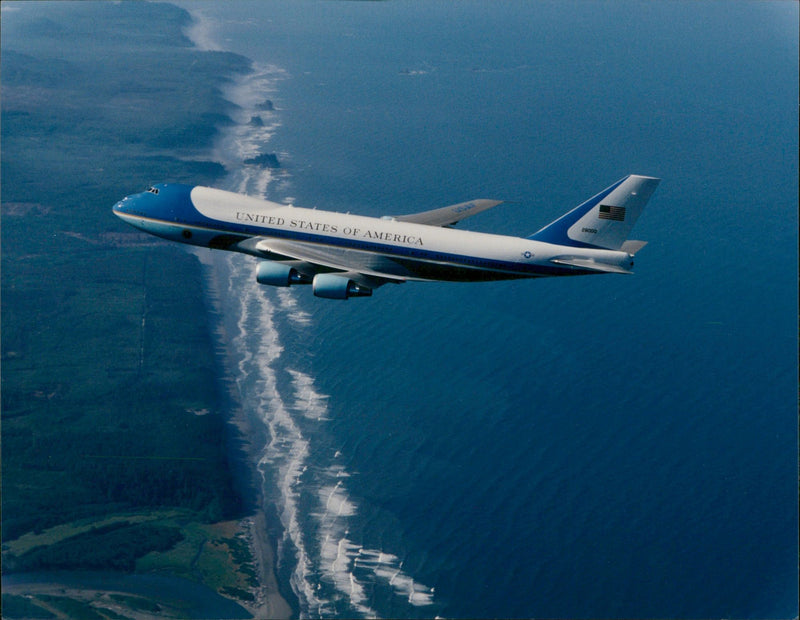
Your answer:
244,511 -> 294,619
175,9 -> 441,614
201,250 -> 294,619
182,5 -> 298,614
179,5 -> 298,617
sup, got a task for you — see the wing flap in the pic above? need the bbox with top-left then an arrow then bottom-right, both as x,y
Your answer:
392,199 -> 502,227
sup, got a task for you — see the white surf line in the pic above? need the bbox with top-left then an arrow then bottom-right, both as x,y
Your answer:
226,254 -> 328,617
273,318 -> 436,616
185,10 -> 436,615
182,10 -> 327,617
287,369 -> 330,421
183,7 -> 289,203
226,76 -> 437,620
216,63 -> 288,195
182,7 -> 224,52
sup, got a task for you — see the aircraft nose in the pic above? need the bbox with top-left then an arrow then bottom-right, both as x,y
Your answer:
112,193 -> 153,228
112,197 -> 130,215
112,191 -> 151,218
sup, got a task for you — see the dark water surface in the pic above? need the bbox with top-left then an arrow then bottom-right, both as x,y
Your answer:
188,2 -> 797,618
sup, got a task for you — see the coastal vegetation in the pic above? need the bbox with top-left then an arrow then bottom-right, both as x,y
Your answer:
1,3 -> 274,614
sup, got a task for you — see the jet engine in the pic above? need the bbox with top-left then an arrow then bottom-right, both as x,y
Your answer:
312,273 -> 372,299
256,261 -> 311,287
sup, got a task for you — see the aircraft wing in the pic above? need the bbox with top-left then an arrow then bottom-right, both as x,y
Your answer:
392,199 -> 502,227
250,237 -> 407,287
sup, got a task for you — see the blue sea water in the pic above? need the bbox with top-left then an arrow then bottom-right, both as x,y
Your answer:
183,2 -> 798,618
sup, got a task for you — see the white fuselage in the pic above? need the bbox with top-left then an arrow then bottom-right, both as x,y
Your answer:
185,186 -> 631,281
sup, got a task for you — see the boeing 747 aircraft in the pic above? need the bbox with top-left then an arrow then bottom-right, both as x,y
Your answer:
112,174 -> 659,299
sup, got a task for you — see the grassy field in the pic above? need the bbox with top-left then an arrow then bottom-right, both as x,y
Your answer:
1,2 -> 266,610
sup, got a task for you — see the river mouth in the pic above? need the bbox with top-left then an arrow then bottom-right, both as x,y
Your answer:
2,571 -> 251,619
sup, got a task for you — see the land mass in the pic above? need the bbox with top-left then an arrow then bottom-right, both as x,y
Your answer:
1,4 -> 292,617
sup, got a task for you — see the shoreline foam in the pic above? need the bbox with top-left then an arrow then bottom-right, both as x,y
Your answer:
181,8 -> 297,617
182,7 -> 439,615
198,248 -> 295,618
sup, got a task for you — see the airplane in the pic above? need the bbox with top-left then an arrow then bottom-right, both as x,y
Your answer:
112,174 -> 659,299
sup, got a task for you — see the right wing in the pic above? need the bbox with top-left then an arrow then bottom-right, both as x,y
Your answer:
391,199 -> 502,227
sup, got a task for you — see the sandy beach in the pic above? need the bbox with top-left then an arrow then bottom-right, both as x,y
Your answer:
239,512 -> 293,619
227,404 -> 293,619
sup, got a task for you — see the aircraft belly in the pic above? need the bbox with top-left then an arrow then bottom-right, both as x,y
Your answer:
280,238 -> 536,282
391,257 -> 529,282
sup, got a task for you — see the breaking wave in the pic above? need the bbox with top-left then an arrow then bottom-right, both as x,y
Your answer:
184,11 -> 435,618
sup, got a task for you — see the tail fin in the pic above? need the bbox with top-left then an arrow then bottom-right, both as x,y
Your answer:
528,174 -> 660,250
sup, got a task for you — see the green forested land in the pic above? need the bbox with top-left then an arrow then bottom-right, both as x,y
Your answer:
10,522 -> 183,572
2,3 -> 252,572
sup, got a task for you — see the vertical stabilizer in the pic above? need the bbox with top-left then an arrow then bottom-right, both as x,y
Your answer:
529,175 -> 660,250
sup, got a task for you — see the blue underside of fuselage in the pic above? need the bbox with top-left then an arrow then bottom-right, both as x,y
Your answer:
113,184 -> 591,281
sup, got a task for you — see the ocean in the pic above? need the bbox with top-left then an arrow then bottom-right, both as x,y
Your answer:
186,2 -> 797,618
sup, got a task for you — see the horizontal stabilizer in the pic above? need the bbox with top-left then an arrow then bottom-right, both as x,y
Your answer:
550,257 -> 632,274
393,199 -> 502,227
621,240 -> 647,255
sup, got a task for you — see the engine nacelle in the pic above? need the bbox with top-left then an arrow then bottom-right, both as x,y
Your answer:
312,273 -> 372,299
256,261 -> 311,287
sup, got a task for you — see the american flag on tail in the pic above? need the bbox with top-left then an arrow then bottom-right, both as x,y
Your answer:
598,204 -> 626,221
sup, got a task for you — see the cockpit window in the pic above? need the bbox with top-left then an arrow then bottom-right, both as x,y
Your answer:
146,186 -> 160,195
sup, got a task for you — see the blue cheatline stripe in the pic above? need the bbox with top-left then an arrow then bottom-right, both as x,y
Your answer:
137,212 -> 577,279
526,176 -> 629,248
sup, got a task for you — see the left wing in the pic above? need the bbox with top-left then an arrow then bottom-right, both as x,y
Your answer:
253,238 -> 405,280
391,199 -> 502,227
249,237 -> 408,288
